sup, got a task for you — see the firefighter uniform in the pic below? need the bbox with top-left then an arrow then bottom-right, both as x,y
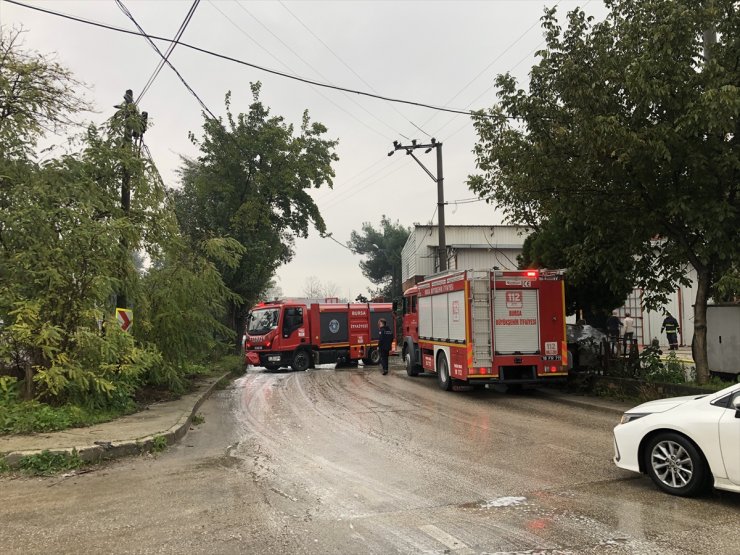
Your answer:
377,321 -> 394,375
661,314 -> 680,350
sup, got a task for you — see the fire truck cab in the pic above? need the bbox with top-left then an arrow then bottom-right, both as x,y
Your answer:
401,268 -> 568,390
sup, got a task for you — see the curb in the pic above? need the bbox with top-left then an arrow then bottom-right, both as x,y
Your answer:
2,372 -> 232,469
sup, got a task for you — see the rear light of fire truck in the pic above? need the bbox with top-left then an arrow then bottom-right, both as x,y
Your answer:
525,270 -> 538,278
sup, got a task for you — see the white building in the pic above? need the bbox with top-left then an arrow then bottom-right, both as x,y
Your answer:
401,224 -> 530,291
401,224 -> 697,348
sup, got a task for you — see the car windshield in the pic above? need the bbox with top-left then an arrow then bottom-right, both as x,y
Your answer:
247,308 -> 279,335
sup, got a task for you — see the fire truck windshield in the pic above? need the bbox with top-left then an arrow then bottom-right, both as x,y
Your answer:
247,308 -> 279,335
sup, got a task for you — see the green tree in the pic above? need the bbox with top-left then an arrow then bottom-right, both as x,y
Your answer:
518,218 -> 634,328
348,216 -> 411,300
469,0 -> 739,383
175,84 -> 338,337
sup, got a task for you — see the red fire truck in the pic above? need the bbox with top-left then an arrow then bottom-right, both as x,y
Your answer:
244,299 -> 395,371
401,268 -> 568,390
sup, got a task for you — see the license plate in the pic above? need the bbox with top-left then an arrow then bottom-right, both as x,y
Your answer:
268,355 -> 280,362
542,355 -> 562,361
253,346 -> 263,350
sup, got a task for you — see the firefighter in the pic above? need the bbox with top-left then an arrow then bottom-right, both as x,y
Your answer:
622,312 -> 635,353
377,318 -> 394,375
661,312 -> 680,350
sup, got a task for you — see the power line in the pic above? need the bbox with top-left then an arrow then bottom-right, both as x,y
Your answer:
113,0 -> 218,121
207,0 -> 389,140
7,0 -> 493,119
136,0 -> 200,104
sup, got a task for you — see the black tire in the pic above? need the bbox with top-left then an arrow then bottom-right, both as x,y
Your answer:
644,432 -> 711,497
264,364 -> 280,372
291,350 -> 311,372
436,352 -> 452,391
405,346 -> 420,377
362,348 -> 380,366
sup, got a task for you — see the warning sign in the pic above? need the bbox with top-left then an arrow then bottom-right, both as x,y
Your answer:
116,308 -> 133,332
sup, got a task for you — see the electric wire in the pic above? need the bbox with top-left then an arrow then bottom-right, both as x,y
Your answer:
277,0 -> 434,140
113,0 -> 218,121
207,1 -> 388,140
136,0 -> 200,104
231,1 -> 400,140
7,0 -> 492,119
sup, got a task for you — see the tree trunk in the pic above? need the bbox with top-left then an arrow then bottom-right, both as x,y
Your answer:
693,269 -> 711,385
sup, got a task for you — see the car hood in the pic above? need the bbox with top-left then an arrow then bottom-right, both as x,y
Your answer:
627,394 -> 702,414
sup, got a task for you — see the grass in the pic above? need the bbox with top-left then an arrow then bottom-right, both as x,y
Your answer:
0,354 -> 241,436
150,435 -> 168,453
191,413 -> 205,426
0,399 -> 134,435
6,449 -> 87,476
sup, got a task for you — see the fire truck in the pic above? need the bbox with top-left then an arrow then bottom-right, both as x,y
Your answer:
401,268 -> 568,390
244,299 -> 395,371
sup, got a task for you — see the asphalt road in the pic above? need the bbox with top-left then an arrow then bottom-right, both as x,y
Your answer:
2,361 -> 739,554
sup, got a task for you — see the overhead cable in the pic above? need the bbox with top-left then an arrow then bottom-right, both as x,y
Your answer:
7,0 -> 493,119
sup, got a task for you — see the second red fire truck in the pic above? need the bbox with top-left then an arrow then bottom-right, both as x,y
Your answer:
401,268 -> 568,390
244,299 -> 395,371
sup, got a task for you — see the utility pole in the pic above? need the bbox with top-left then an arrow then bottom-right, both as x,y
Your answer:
113,89 -> 148,310
388,139 -> 447,272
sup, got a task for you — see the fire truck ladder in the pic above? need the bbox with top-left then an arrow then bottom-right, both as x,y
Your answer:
470,271 -> 493,368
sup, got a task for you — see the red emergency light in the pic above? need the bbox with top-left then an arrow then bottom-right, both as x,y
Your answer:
525,270 -> 538,278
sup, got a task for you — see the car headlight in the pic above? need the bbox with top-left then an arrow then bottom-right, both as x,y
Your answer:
619,413 -> 649,425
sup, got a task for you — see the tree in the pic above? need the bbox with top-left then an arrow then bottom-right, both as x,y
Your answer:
302,276 -> 339,299
175,83 -> 338,337
469,0 -> 739,383
347,216 -> 411,300
518,218 -> 634,328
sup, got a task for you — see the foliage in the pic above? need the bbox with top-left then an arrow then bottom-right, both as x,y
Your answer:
469,0 -> 740,383
638,348 -> 687,384
302,276 -> 339,299
16,449 -> 84,476
191,413 -> 205,426
519,219 -> 634,326
0,27 -> 90,160
135,233 -> 243,391
347,216 -> 411,300
0,395 -> 134,434
175,83 -> 339,335
150,435 -> 168,453
713,267 -> 740,303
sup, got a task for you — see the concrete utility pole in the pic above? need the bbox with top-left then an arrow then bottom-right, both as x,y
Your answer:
388,139 -> 447,272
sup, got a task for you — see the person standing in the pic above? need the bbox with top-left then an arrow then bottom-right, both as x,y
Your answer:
661,312 -> 680,350
622,312 -> 635,353
377,318 -> 393,375
606,310 -> 623,354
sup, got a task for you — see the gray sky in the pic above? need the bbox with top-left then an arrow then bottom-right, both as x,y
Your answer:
1,0 -> 607,298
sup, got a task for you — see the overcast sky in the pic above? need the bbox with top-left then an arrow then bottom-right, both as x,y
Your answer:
2,0 -> 607,299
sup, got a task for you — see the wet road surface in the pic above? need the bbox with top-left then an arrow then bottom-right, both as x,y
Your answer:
2,363 -> 739,554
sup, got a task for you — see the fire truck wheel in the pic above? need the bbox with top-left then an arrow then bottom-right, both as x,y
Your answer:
264,364 -> 280,372
436,353 -> 452,391
291,350 -> 310,372
404,348 -> 419,377
362,348 -> 380,366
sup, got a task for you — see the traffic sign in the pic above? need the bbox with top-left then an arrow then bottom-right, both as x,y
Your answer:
116,308 -> 133,332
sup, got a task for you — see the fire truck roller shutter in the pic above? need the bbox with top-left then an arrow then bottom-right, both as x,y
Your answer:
319,312 -> 349,344
447,290 -> 466,342
431,294 -> 449,341
493,289 -> 540,354
419,296 -> 432,338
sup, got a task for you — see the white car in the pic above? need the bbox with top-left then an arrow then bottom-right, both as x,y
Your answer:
613,383 -> 740,497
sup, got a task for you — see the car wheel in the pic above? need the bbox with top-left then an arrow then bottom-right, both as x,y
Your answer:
644,433 -> 710,497
405,347 -> 420,377
291,350 -> 310,372
436,352 -> 452,391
